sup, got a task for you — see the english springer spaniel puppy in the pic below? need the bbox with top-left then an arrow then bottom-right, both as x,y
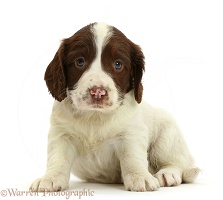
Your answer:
30,22 -> 200,192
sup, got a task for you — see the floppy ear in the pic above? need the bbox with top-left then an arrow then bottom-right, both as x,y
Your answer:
131,44 -> 145,104
44,43 -> 67,102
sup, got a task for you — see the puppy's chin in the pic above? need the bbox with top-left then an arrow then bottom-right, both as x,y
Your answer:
71,102 -> 120,113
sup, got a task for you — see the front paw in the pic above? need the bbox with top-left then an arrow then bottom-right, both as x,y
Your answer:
30,174 -> 69,192
124,173 -> 160,192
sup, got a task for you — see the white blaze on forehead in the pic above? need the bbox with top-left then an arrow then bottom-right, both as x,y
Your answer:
69,23 -> 121,111
91,22 -> 112,71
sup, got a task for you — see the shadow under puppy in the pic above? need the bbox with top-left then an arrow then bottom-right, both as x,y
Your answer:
30,22 -> 200,192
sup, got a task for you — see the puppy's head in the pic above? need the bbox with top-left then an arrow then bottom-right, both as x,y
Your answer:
45,22 -> 144,112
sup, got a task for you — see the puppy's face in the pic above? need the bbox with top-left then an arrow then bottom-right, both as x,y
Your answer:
45,23 -> 144,112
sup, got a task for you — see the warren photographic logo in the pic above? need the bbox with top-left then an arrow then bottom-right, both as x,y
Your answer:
1,188 -> 95,199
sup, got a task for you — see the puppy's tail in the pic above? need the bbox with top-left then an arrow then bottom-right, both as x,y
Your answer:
182,167 -> 201,183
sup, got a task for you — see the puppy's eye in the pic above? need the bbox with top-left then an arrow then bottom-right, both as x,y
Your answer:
75,57 -> 85,67
114,60 -> 123,70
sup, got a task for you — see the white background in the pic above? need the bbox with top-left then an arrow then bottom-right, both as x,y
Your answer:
0,0 -> 223,199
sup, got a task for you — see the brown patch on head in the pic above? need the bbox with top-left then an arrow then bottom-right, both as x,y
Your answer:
101,27 -> 145,103
44,23 -> 144,104
44,23 -> 96,101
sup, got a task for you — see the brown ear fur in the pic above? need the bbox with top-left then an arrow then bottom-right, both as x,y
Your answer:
44,43 -> 67,101
131,44 -> 145,103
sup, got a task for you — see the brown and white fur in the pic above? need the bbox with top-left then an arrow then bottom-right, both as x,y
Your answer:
30,22 -> 200,192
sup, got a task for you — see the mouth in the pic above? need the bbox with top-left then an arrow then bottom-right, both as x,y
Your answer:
89,97 -> 113,109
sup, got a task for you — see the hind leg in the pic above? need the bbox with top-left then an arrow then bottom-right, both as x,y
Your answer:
154,166 -> 182,187
148,109 -> 199,187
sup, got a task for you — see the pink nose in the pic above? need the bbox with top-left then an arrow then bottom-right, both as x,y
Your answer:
90,86 -> 107,99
